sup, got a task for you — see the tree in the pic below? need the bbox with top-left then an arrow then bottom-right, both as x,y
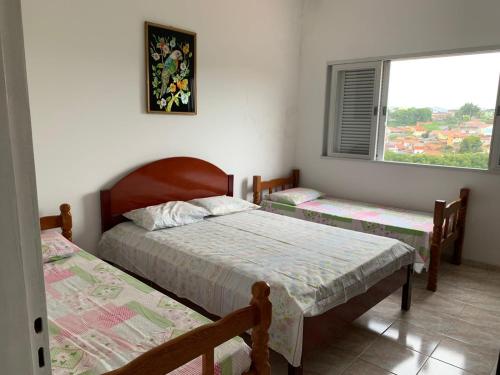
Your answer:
387,107 -> 432,126
443,145 -> 454,154
459,136 -> 483,153
455,103 -> 481,121
480,109 -> 494,123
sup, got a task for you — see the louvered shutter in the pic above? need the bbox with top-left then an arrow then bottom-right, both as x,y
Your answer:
326,61 -> 383,159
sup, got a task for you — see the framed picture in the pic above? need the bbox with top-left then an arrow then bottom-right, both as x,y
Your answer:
145,22 -> 196,114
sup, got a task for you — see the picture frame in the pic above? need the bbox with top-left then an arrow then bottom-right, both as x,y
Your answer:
145,22 -> 197,115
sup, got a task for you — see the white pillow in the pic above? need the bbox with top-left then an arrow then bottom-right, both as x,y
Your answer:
268,187 -> 323,206
189,195 -> 259,216
123,201 -> 210,231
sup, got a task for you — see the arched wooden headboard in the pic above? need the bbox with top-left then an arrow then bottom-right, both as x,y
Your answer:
100,157 -> 234,232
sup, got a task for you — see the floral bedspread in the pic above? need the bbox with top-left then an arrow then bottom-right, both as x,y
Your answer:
43,230 -> 251,375
261,197 -> 433,271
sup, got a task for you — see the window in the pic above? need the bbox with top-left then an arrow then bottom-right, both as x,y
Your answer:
324,51 -> 500,171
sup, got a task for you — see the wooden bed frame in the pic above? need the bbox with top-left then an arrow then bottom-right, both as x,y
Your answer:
99,157 -> 413,375
253,169 -> 470,292
40,203 -> 272,375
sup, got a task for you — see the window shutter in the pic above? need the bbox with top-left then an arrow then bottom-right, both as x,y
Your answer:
326,61 -> 383,159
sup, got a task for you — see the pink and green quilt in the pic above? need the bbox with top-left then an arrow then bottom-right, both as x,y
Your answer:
261,197 -> 433,271
42,230 -> 251,375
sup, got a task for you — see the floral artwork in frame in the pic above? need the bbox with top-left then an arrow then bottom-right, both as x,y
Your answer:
145,22 -> 196,114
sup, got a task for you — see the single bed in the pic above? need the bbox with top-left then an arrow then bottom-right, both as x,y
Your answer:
40,204 -> 272,375
97,157 -> 415,375
253,169 -> 469,292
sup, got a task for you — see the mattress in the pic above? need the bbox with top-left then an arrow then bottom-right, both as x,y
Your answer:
261,197 -> 433,271
98,209 -> 415,366
43,230 -> 251,375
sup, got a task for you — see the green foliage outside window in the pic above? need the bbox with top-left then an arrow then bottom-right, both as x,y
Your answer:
459,136 -> 483,153
384,151 -> 489,169
387,107 -> 433,126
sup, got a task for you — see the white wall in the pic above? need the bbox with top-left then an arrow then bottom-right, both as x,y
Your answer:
296,0 -> 500,266
22,0 -> 303,252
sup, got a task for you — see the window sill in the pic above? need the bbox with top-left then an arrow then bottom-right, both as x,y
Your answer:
320,155 -> 500,175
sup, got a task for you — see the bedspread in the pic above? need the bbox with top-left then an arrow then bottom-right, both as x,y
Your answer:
43,230 -> 251,375
98,210 -> 414,366
261,197 -> 433,271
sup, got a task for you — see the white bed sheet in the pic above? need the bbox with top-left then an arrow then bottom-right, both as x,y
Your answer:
98,209 -> 414,366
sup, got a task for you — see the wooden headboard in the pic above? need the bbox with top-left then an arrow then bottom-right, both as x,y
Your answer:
253,169 -> 300,205
40,203 -> 73,241
100,157 -> 234,232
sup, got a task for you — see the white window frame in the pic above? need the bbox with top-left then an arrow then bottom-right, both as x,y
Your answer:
324,50 -> 500,173
375,61 -> 391,161
488,77 -> 500,171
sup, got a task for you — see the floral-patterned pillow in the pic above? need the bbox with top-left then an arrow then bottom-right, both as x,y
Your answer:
41,230 -> 79,263
268,187 -> 323,206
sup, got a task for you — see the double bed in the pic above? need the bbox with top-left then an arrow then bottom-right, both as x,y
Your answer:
97,157 -> 415,374
41,204 -> 271,375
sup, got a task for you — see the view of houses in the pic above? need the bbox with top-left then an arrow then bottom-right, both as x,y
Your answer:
383,103 -> 494,169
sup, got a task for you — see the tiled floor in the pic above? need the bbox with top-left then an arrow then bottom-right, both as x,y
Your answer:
270,263 -> 500,375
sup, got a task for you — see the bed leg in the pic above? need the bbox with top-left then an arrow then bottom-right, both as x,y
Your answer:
288,363 -> 303,375
401,264 -> 413,311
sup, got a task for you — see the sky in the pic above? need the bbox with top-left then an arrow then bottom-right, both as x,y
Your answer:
387,51 -> 500,110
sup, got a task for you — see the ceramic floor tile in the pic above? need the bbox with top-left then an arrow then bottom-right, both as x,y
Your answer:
371,297 -> 405,320
343,359 -> 395,375
460,291 -> 500,315
431,338 -> 497,375
439,277 -> 500,299
443,317 -> 500,351
413,273 -> 430,290
382,320 -> 441,355
459,305 -> 500,330
303,346 -> 357,375
418,358 -> 471,375
398,305 -> 454,334
411,288 -> 466,316
360,337 -> 427,375
353,310 -> 397,335
328,325 -> 379,356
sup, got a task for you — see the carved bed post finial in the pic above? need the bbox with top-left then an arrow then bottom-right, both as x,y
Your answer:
253,176 -> 262,205
292,169 -> 300,188
60,203 -> 72,241
250,281 -> 271,375
427,200 -> 445,292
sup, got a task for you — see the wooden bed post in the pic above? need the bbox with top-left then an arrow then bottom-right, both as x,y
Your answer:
100,190 -> 112,233
427,200 -> 445,292
248,281 -> 272,375
60,203 -> 72,241
452,188 -> 470,265
401,264 -> 413,311
227,175 -> 234,197
253,175 -> 262,205
292,169 -> 300,188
